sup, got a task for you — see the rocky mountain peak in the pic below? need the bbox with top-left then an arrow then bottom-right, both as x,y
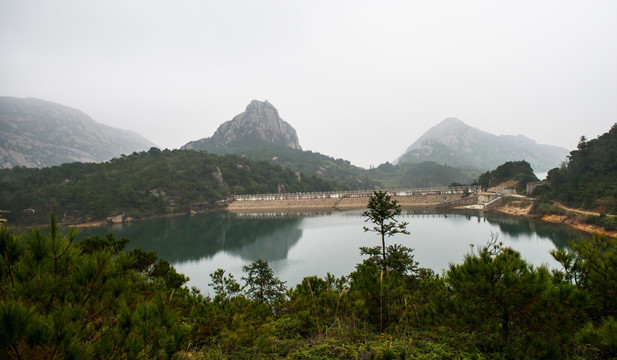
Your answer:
439,117 -> 465,126
403,118 -> 478,154
182,100 -> 301,153
246,99 -> 274,112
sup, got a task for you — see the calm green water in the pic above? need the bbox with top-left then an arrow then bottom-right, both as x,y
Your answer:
79,209 -> 588,296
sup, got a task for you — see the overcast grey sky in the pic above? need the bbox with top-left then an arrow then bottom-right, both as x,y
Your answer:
1,0 -> 616,168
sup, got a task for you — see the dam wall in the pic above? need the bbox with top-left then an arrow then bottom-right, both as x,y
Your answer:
226,193 -> 468,211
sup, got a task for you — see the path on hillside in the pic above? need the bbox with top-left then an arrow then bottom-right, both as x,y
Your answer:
552,201 -> 616,217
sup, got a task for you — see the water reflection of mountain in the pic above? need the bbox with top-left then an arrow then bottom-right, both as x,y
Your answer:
229,224 -> 302,261
77,209 -> 590,266
78,212 -> 305,264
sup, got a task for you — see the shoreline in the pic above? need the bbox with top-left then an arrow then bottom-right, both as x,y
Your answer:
62,195 -> 457,228
491,201 -> 617,238
40,196 -> 615,238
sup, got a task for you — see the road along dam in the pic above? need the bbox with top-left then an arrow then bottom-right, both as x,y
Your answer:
224,187 -> 480,211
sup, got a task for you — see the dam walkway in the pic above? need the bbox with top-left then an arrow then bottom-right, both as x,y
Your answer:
229,186 -> 479,202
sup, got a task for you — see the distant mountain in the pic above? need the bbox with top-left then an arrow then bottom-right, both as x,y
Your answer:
182,100 -> 377,190
183,100 -> 301,153
0,97 -> 157,168
396,118 -> 569,172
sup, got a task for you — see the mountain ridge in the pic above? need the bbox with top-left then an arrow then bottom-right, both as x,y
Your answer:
0,97 -> 157,168
396,117 -> 569,172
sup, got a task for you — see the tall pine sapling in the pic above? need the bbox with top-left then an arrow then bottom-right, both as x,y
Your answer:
363,191 -> 410,270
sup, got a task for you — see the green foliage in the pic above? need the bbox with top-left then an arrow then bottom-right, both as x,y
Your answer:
78,233 -> 130,254
242,259 -> 287,304
569,235 -> 617,320
532,183 -> 552,198
475,160 -> 539,192
432,239 -> 586,358
584,214 -> 617,231
0,148 -> 335,225
196,133 -> 379,190
551,234 -> 617,358
478,170 -> 491,189
0,215 -> 191,359
210,268 -> 242,303
369,161 -> 480,188
530,199 -> 567,216
349,245 -> 421,330
546,124 -> 617,214
285,274 -> 349,337
363,191 -> 410,267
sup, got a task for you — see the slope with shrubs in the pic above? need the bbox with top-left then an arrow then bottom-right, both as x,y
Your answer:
192,133 -> 379,190
368,161 -> 480,188
545,124 -> 617,214
477,160 -> 539,193
0,148 -> 334,226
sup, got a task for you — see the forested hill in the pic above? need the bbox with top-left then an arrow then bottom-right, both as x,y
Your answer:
368,161 -> 480,188
545,123 -> 617,214
477,160 -> 539,193
0,148 -> 334,225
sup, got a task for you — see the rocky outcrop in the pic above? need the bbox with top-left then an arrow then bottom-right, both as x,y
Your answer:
212,166 -> 225,187
107,213 -> 133,224
0,97 -> 157,168
182,100 -> 301,153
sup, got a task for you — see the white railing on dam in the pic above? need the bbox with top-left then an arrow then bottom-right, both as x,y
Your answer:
230,186 -> 479,202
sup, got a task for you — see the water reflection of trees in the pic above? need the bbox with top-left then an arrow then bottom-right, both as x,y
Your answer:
78,212 -> 307,263
403,209 -> 589,249
429,210 -> 589,249
482,212 -> 588,249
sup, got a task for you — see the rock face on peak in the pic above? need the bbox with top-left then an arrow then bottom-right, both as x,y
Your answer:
0,97 -> 157,168
182,100 -> 378,190
182,100 -> 301,153
396,118 -> 569,172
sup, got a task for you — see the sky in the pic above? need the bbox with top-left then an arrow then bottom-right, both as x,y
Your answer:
1,1 -> 616,169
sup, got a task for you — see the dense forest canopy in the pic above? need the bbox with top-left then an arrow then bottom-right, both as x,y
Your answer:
206,134 -> 380,190
0,148 -> 334,225
544,123 -> 617,214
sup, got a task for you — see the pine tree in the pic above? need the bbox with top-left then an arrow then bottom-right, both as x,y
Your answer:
242,259 -> 286,304
362,191 -> 410,269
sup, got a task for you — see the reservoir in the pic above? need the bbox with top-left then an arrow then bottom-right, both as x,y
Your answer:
79,209 -> 588,296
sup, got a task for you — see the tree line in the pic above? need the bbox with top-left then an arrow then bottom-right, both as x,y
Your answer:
541,123 -> 617,215
0,148 -> 334,226
528,123 -> 617,231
